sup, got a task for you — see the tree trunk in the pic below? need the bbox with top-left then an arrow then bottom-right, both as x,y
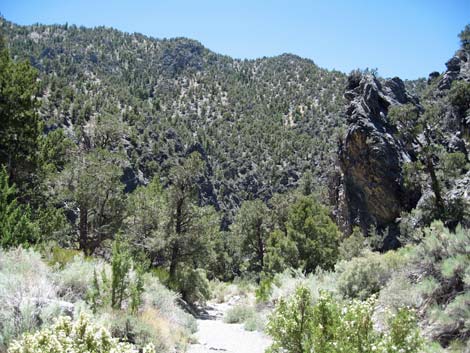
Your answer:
169,199 -> 184,281
169,243 -> 179,281
423,130 -> 445,218
79,205 -> 89,254
256,222 -> 264,269
426,157 -> 445,217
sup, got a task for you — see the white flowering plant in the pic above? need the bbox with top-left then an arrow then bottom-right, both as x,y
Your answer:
8,314 -> 155,353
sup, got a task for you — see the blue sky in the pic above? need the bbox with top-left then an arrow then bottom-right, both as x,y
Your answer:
2,0 -> 469,79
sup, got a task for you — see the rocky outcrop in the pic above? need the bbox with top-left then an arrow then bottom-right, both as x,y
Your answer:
437,48 -> 470,91
432,46 -> 470,140
446,171 -> 470,228
332,74 -> 420,248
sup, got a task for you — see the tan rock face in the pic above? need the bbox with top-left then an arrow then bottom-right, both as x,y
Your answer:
332,74 -> 420,247
332,46 -> 470,244
343,125 -> 407,222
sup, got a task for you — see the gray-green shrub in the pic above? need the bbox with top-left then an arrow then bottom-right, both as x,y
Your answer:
108,311 -> 164,351
223,305 -> 256,324
0,248 -> 65,350
409,221 -> 470,346
336,249 -> 409,300
142,274 -> 197,334
54,253 -> 109,302
243,313 -> 265,332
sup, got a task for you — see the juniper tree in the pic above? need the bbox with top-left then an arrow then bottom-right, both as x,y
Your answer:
389,103 -> 446,217
232,199 -> 271,273
0,167 -> 38,248
52,149 -> 125,254
165,153 -> 219,281
0,35 -> 40,193
286,196 -> 340,273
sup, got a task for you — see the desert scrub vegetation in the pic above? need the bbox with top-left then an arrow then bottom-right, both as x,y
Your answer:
379,222 -> 470,348
270,269 -> 339,304
223,303 -> 267,332
209,279 -> 255,303
0,246 -> 196,353
8,314 -> 155,353
223,304 -> 257,324
0,20 -> 469,352
0,248 -> 67,350
266,286 -> 423,353
256,221 -> 470,351
54,253 -> 109,302
141,274 -> 197,335
336,248 -> 410,300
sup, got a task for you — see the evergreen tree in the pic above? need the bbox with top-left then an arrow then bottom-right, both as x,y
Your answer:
111,236 -> 131,310
286,196 -> 339,273
458,24 -> 470,49
232,199 -> 271,273
389,103 -> 447,218
0,167 -> 38,248
166,153 -> 219,281
52,149 -> 125,254
124,177 -> 168,262
264,229 -> 299,274
0,35 -> 40,194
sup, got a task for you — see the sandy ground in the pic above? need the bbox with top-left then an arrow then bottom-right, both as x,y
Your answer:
187,302 -> 272,353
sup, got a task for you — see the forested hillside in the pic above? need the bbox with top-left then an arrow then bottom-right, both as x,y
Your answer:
1,18 -> 346,224
0,15 -> 469,353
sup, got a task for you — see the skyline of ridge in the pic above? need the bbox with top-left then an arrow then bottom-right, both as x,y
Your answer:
2,0 -> 470,79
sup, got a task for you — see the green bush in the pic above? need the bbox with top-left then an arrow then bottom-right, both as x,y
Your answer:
409,222 -> 470,346
223,305 -> 256,324
46,246 -> 82,268
264,229 -> 299,274
243,313 -> 265,332
255,276 -> 274,303
448,80 -> 470,114
111,237 -> 132,310
0,168 -> 39,248
8,314 -> 154,353
386,308 -> 423,353
338,226 -> 370,261
108,312 -> 164,351
266,286 -> 422,353
150,267 -> 170,284
336,249 -> 408,300
266,286 -> 316,353
173,267 -> 211,305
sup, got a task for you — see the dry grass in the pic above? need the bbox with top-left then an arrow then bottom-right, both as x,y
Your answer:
140,308 -> 189,352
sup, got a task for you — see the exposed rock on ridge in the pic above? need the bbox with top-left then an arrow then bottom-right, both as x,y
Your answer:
437,48 -> 470,91
332,74 -> 420,247
437,46 -> 470,139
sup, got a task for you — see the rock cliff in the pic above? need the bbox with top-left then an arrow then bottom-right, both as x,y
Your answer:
332,74 -> 420,247
333,43 -> 470,243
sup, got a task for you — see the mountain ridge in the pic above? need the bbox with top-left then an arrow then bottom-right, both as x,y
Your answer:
1,17 -> 348,223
